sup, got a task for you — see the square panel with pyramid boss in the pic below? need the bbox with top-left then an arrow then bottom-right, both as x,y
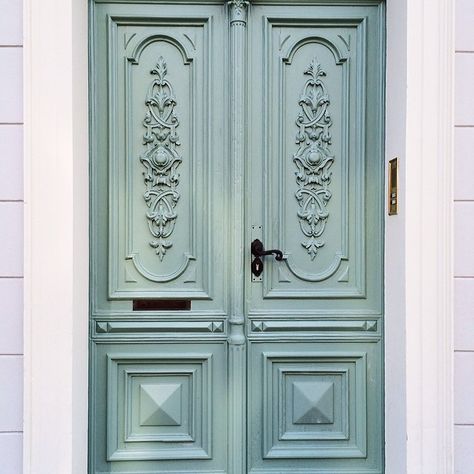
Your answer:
260,348 -> 368,460
106,351 -> 212,461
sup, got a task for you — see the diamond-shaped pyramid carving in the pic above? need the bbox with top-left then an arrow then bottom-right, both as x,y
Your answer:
292,381 -> 334,425
139,383 -> 182,426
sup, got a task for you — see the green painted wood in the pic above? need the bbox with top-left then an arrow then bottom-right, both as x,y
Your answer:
89,1 -> 385,473
246,3 -> 384,472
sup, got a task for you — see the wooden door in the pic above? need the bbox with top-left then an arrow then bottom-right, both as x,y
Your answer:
89,1 -> 384,473
246,3 -> 384,472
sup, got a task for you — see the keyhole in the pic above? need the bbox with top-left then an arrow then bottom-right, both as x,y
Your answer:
251,256 -> 264,277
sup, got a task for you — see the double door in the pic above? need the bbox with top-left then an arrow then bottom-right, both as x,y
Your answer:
89,1 -> 385,472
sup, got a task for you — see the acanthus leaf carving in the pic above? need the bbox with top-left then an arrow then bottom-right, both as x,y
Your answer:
228,0 -> 248,13
228,0 -> 249,25
293,58 -> 334,260
140,57 -> 182,261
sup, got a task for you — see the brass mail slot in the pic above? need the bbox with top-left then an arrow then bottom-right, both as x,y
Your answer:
388,158 -> 398,215
133,299 -> 191,311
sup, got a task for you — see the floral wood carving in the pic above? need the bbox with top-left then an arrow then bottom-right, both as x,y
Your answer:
293,58 -> 334,260
140,57 -> 182,260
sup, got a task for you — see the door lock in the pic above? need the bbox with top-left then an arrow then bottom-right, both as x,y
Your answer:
251,239 -> 284,277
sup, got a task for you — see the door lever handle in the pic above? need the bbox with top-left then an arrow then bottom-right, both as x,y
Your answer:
251,239 -> 283,277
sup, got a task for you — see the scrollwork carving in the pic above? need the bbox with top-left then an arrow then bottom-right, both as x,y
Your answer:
293,58 -> 334,260
140,57 -> 182,261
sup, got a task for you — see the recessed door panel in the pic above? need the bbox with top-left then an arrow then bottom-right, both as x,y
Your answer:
91,2 -> 228,315
111,19 -> 209,297
247,4 -> 384,317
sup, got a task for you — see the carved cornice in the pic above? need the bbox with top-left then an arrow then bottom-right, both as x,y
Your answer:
228,0 -> 249,26
293,58 -> 334,260
140,57 -> 182,261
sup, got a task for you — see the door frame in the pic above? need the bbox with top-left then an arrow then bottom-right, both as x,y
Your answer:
23,0 -> 454,472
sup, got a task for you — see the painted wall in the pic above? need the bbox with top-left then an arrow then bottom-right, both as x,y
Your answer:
0,0 -> 23,472
454,1 -> 474,472
0,0 -> 471,473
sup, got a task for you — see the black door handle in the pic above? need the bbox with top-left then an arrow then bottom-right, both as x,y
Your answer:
251,239 -> 284,277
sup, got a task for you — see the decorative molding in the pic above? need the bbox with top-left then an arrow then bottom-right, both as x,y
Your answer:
228,0 -> 249,26
24,0 -> 90,471
227,3 -> 247,473
227,0 -> 247,345
388,0 -> 455,471
141,56 -> 182,261
129,32 -> 193,66
94,320 -> 225,336
284,36 -> 348,66
250,319 -> 378,334
293,58 -> 334,260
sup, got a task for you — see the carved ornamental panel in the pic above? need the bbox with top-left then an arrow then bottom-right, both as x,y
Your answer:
293,58 -> 334,261
97,14 -> 227,311
140,57 -> 183,261
247,13 -> 383,316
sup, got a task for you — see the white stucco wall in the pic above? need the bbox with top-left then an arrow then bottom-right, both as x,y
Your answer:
0,0 -> 471,473
0,0 -> 23,472
454,1 -> 474,473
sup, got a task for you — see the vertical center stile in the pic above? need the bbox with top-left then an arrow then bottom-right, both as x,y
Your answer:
227,2 -> 249,473
228,0 -> 248,345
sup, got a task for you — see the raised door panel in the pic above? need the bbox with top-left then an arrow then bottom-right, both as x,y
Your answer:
91,2 -> 228,315
248,341 -> 382,473
90,342 -> 228,474
247,4 -> 384,318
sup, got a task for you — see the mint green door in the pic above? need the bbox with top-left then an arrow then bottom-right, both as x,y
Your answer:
89,1 -> 385,473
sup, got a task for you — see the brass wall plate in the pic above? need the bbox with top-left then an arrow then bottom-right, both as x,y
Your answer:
388,158 -> 398,215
